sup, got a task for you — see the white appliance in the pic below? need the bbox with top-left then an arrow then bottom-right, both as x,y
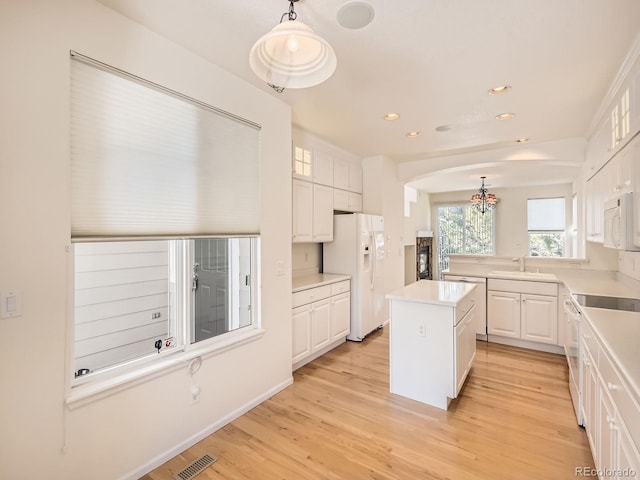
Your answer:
603,192 -> 640,251
442,274 -> 487,339
323,213 -> 385,341
563,296 -> 583,425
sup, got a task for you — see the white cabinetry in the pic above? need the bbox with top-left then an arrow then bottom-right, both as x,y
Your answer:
333,188 -> 362,213
292,144 -> 333,186
312,149 -> 334,187
585,172 -> 606,244
292,179 -> 334,243
292,279 -> 350,369
333,157 -> 362,193
388,282 -> 476,410
487,279 -> 558,345
292,179 -> 313,242
581,319 -> 640,477
442,274 -> 487,337
486,290 -> 520,338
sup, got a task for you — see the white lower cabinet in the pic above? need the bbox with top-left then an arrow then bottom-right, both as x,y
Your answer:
330,291 -> 350,340
310,298 -> 331,352
487,279 -> 558,345
292,280 -> 350,369
581,320 -> 640,478
388,292 -> 476,410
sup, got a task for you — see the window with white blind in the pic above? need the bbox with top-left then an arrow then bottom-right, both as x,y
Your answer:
437,204 -> 495,276
527,197 -> 566,257
69,52 -> 262,386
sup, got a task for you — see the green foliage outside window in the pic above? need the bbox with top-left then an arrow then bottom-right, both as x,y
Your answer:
437,204 -> 494,275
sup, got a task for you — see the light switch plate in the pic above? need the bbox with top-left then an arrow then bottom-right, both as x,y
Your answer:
0,290 -> 22,318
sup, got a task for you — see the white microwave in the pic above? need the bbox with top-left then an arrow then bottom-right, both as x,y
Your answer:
603,192 -> 640,251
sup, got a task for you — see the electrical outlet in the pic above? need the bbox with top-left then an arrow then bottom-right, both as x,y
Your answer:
418,322 -> 426,337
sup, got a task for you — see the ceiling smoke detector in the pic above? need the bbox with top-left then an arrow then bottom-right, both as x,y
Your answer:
337,1 -> 375,29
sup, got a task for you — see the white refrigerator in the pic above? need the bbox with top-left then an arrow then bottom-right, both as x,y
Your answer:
323,213 -> 385,341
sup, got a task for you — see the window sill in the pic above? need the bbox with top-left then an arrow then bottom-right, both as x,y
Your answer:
66,327 -> 265,410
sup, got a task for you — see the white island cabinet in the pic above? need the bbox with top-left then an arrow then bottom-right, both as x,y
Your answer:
386,280 -> 477,410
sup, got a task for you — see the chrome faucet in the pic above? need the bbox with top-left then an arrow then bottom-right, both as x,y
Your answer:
512,256 -> 525,272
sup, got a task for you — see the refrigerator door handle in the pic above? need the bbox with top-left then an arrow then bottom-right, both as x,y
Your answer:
370,232 -> 376,290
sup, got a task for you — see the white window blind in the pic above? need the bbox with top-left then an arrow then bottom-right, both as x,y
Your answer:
70,52 -> 261,240
527,198 -> 565,231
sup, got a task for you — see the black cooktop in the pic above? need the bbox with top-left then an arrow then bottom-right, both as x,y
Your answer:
573,294 -> 640,312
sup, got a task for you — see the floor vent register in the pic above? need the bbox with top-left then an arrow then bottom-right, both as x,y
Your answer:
173,454 -> 218,480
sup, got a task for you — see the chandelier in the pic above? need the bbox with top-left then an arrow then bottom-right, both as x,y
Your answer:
249,0 -> 337,93
471,176 -> 497,214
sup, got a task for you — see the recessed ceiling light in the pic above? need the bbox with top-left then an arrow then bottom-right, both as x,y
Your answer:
435,124 -> 452,132
337,1 -> 375,29
515,138 -> 529,143
488,85 -> 511,95
405,131 -> 421,138
384,113 -> 400,121
495,112 -> 515,120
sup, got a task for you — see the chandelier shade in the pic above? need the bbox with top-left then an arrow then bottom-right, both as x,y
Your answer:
249,3 -> 337,92
471,176 -> 497,214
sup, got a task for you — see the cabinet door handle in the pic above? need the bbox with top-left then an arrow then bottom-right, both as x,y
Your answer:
607,382 -> 618,391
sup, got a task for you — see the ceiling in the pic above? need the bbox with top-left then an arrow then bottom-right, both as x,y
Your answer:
97,0 -> 640,192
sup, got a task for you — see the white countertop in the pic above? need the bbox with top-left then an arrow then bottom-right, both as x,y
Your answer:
386,279 -> 476,307
292,273 -> 351,292
555,271 -> 640,404
580,306 -> 640,404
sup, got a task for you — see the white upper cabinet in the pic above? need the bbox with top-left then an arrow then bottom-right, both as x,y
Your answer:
313,149 -> 334,187
292,145 -> 313,180
333,157 -> 362,194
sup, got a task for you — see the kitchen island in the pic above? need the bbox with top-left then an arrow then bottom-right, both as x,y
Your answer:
386,280 -> 477,410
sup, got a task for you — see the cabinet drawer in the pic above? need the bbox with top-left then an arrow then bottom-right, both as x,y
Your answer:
330,280 -> 350,296
455,295 -> 475,325
581,320 -> 599,365
292,285 -> 332,308
599,348 -> 640,448
487,278 -> 557,296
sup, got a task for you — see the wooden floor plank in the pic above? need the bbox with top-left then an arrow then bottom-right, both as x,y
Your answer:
141,328 -> 594,480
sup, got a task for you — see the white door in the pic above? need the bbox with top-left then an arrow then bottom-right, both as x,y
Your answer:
311,299 -> 331,351
292,305 -> 312,364
521,294 -> 558,344
487,291 -> 521,338
292,179 -> 313,243
312,183 -> 333,242
330,292 -> 350,340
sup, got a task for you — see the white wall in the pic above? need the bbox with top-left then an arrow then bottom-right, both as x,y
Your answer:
0,2 -> 292,479
403,189 -> 432,246
362,155 -> 405,316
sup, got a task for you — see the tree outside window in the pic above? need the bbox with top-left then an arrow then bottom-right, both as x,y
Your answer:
527,197 -> 566,257
437,204 -> 495,276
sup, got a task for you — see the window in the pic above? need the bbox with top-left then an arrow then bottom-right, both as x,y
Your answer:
69,52 -> 262,388
437,204 -> 495,276
73,238 -> 257,377
527,197 -> 566,257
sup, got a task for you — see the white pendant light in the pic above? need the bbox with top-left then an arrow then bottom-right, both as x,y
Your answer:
249,0 -> 337,93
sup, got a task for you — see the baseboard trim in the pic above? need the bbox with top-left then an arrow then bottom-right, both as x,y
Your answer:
486,335 -> 564,355
120,376 -> 294,480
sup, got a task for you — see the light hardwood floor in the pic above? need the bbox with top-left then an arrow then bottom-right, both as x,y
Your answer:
141,328 -> 594,479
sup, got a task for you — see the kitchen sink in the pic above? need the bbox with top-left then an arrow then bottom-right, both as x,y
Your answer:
573,294 -> 640,312
489,270 -> 558,281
